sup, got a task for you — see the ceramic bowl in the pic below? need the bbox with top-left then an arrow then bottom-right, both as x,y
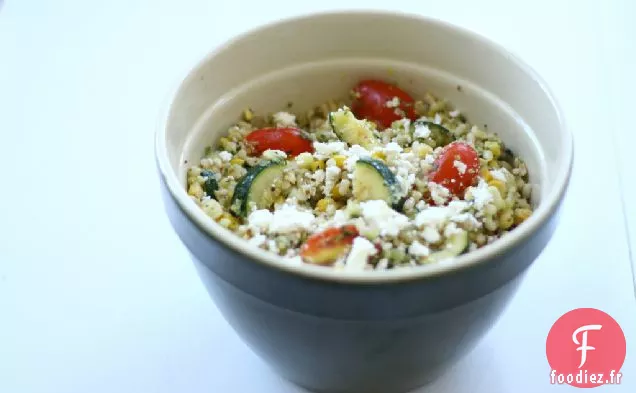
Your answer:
155,10 -> 573,393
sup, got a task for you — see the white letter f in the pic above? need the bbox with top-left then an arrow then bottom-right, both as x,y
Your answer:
572,324 -> 602,368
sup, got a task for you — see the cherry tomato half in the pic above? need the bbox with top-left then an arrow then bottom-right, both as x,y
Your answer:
245,127 -> 313,157
428,142 -> 480,197
351,79 -> 417,129
300,225 -> 359,265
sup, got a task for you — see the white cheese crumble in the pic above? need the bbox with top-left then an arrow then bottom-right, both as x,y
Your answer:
360,200 -> 410,237
324,164 -> 342,196
384,142 -> 403,154
314,141 -> 347,156
428,181 -> 451,205
218,151 -> 233,162
344,237 -> 378,271
449,109 -> 461,118
467,180 -> 494,210
408,241 -> 430,257
272,111 -> 296,127
268,204 -> 315,234
262,149 -> 287,161
413,123 -> 431,139
434,113 -> 442,124
422,226 -> 441,243
248,234 -> 267,247
443,222 -> 463,237
453,160 -> 467,175
385,96 -> 400,108
343,144 -> 371,171
247,209 -> 274,232
490,168 -> 509,182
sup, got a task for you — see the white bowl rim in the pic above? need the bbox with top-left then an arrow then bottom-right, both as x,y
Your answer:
154,9 -> 574,284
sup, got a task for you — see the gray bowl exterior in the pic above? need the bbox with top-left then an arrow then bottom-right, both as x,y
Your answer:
159,173 -> 562,393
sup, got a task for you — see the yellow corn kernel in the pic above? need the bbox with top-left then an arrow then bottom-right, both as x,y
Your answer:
315,198 -> 331,212
480,167 -> 493,182
331,185 -> 342,199
404,147 -> 412,153
230,157 -> 244,166
242,108 -> 253,122
310,160 -> 326,171
218,213 -> 239,230
488,179 -> 506,197
187,182 -> 204,199
484,141 -> 501,158
498,209 -> 514,230
514,208 -> 532,225
415,144 -> 433,158
372,151 -> 386,161
333,155 -> 347,168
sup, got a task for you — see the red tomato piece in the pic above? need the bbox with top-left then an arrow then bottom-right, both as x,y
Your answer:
245,127 -> 313,157
428,142 -> 480,197
351,79 -> 417,129
300,225 -> 359,265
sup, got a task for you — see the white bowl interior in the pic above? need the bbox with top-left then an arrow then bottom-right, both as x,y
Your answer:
157,11 -> 570,279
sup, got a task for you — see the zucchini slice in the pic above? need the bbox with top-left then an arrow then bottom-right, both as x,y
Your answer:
329,107 -> 377,148
412,120 -> 453,147
200,170 -> 219,199
352,157 -> 402,206
229,160 -> 286,217
424,230 -> 469,263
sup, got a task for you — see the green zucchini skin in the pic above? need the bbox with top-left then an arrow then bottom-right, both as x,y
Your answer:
353,157 -> 403,208
229,160 -> 286,217
412,120 -> 453,147
423,230 -> 469,263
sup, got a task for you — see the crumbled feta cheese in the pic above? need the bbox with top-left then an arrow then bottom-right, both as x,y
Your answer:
428,182 -> 451,205
453,160 -> 467,175
490,168 -> 509,182
415,207 -> 449,228
331,209 -> 349,226
483,150 -> 494,161
413,123 -> 431,139
360,200 -> 410,237
249,234 -> 267,247
248,209 -> 274,232
415,200 -> 427,211
314,141 -> 347,156
434,113 -> 442,124
450,213 -> 482,230
385,96 -> 400,108
268,204 -> 315,234
324,164 -> 342,196
262,149 -> 287,161
376,258 -> 389,270
443,222 -> 463,237
467,180 -> 494,210
408,241 -> 430,257
311,169 -> 326,183
344,237 -> 378,271
384,142 -> 403,154
273,111 -> 296,126
422,226 -> 441,243
449,109 -> 461,118
218,151 -> 233,162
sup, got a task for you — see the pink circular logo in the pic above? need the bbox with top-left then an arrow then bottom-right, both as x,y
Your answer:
546,308 -> 626,388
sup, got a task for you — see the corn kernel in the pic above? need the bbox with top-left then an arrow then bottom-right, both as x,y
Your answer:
333,155 -> 346,168
331,185 -> 342,199
187,182 -> 204,199
498,209 -> 514,230
514,208 -> 532,225
415,144 -> 433,158
480,167 -> 493,181
484,141 -> 501,158
219,213 -> 239,230
315,198 -> 331,212
310,160 -> 326,171
242,108 -> 253,122
404,147 -> 412,153
230,157 -> 245,166
488,179 -> 506,197
372,151 -> 386,161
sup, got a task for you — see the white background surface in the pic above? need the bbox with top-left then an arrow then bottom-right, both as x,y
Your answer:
1,0 -> 635,392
